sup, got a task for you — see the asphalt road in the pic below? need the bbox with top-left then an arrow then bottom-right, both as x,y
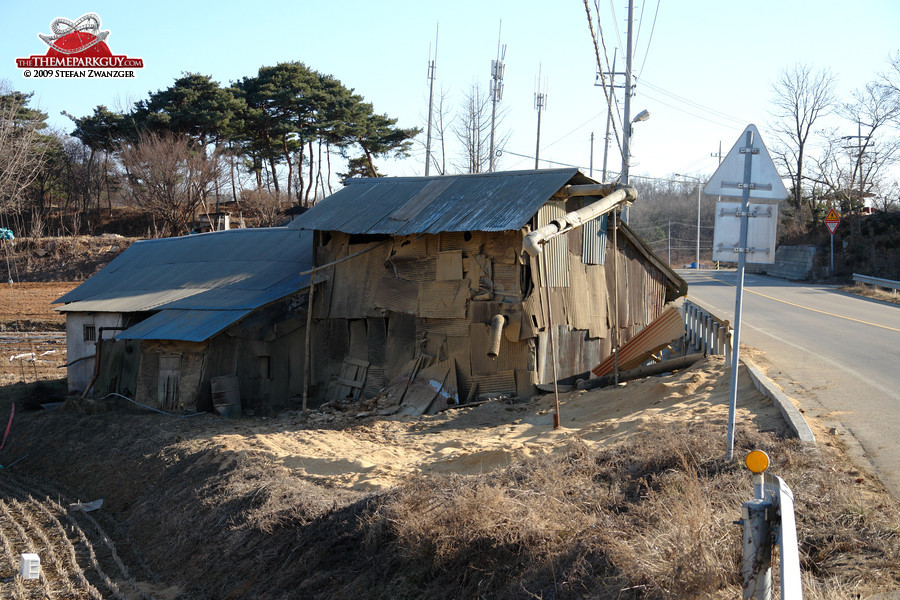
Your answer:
679,269 -> 900,497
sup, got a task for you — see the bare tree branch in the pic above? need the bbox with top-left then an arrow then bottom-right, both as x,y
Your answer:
120,132 -> 223,237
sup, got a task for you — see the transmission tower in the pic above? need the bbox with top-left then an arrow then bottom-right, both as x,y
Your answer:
489,22 -> 506,173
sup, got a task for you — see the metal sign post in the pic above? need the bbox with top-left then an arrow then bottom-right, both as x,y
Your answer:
825,209 -> 840,275
705,125 -> 787,460
726,130 -> 754,461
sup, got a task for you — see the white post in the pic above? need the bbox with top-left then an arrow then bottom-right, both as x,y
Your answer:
696,182 -> 702,268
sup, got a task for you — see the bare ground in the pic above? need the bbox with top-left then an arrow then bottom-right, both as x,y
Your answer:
0,246 -> 895,599
0,354 -> 895,599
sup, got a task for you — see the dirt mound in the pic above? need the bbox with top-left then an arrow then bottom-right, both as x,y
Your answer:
0,357 -> 895,598
1,235 -> 137,283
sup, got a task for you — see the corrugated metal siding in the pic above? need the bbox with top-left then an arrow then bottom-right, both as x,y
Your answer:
647,265 -> 667,322
582,214 -> 608,265
289,169 -> 582,234
590,306 -> 685,377
536,201 -> 569,288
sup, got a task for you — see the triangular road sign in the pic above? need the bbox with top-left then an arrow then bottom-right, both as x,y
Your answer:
704,124 -> 788,201
825,209 -> 840,234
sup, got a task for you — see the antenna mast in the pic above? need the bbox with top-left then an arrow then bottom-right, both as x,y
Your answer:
489,21 -> 506,172
424,24 -> 438,176
534,66 -> 547,170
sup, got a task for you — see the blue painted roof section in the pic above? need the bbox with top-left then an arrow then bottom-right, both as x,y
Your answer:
289,168 -> 593,234
55,228 -> 313,317
117,309 -> 252,342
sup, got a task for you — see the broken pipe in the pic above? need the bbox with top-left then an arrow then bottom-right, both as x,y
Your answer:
487,314 -> 507,359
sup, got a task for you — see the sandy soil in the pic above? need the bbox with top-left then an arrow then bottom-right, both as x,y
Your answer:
192,354 -> 787,494
1,263 -> 881,598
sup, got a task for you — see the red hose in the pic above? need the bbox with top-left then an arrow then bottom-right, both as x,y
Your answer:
0,402 -> 15,451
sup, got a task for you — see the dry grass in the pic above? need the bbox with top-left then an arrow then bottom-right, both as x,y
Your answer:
364,421 -> 899,599
841,283 -> 900,305
3,380 -> 897,599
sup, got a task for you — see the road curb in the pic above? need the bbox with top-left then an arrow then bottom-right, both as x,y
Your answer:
742,359 -> 816,444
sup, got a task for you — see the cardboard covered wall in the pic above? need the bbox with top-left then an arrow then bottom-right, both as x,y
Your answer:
306,211 -> 673,399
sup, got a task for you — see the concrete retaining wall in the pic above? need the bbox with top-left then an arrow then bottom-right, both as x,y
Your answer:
750,245 -> 817,280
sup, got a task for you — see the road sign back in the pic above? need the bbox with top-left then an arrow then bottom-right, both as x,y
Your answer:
704,124 -> 788,201
825,209 -> 840,234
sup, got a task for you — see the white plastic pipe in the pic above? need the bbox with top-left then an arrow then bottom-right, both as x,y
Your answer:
523,186 -> 636,257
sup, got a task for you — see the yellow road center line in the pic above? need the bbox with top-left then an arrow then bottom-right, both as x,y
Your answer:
687,273 -> 900,333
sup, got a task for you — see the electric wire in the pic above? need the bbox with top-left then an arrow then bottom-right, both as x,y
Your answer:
543,111 -> 607,150
636,0 -> 662,80
639,90 -> 746,131
604,0 -> 624,53
583,0 -> 626,165
641,79 -> 748,126
101,393 -> 208,418
633,0 -> 648,60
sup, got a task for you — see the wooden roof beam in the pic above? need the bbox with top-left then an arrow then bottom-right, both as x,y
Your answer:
552,183 -> 619,199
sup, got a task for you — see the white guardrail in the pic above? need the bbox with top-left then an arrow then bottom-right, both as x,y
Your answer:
852,273 -> 900,294
682,300 -> 733,361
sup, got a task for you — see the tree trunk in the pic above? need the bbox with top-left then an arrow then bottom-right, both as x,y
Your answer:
282,135 -> 293,201
267,155 -> 280,195
362,146 -> 377,177
325,143 -> 333,196
304,141 -> 315,205
295,146 -> 305,206
315,139 -> 324,201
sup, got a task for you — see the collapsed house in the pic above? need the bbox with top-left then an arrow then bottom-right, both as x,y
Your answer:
288,168 -> 687,412
54,227 -> 314,414
55,168 -> 686,416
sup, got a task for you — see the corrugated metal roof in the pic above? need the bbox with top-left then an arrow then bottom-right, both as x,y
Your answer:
117,309 -> 252,342
289,169 -> 595,234
55,228 -> 314,314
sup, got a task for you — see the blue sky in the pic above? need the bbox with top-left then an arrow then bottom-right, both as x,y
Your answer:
2,1 -> 899,184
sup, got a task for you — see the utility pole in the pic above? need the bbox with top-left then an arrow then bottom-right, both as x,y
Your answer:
534,68 -> 547,170
620,0 -> 635,188
667,218 -> 671,265
424,24 -> 438,176
711,141 -> 722,206
489,22 -> 506,173
676,173 -> 703,269
711,141 -> 722,166
589,132 -> 594,177
596,47 -> 620,182
842,119 -> 874,209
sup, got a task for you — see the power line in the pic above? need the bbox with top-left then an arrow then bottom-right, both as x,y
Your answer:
641,79 -> 748,126
636,0 -> 661,79
639,90 -> 746,130
543,111 -> 605,150
605,0 -> 624,54
500,149 -> 589,170
583,0 -> 625,165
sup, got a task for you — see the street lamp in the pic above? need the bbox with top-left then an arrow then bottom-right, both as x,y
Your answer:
632,109 -> 650,123
676,173 -> 703,269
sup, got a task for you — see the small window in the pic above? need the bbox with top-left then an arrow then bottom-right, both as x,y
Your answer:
83,324 -> 96,343
259,356 -> 271,379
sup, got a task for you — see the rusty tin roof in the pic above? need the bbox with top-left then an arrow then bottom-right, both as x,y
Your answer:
288,169 -> 596,234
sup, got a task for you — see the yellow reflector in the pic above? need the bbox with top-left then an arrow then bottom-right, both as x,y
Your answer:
745,450 -> 770,474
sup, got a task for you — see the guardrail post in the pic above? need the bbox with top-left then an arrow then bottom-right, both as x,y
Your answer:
741,499 -> 773,600
703,314 -> 710,353
739,450 -> 803,600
